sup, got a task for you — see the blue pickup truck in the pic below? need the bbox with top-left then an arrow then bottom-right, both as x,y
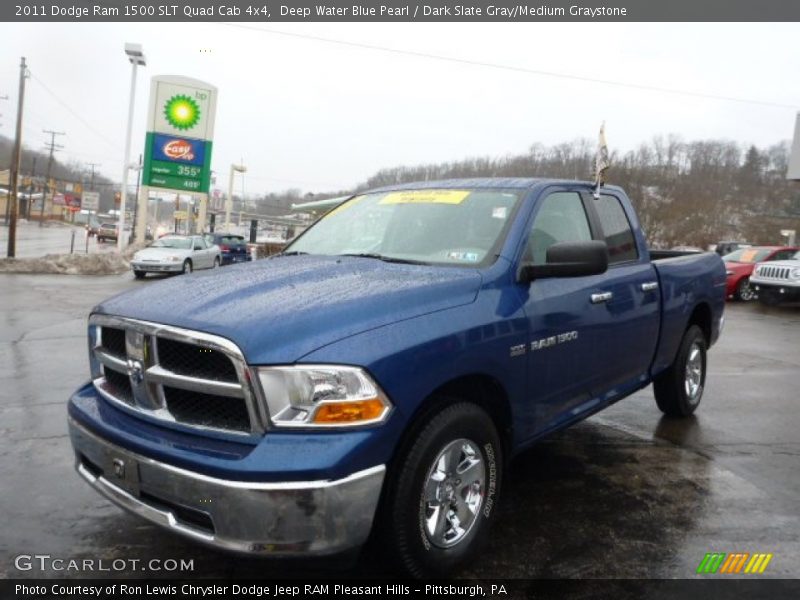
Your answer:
68,178 -> 726,576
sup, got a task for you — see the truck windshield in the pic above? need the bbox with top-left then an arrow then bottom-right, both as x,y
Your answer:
286,189 -> 521,266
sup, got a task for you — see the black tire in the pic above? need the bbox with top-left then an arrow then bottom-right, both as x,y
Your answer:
182,259 -> 193,275
97,237 -> 104,244
654,325 -> 707,417
381,402 -> 502,577
734,277 -> 755,302
133,270 -> 146,279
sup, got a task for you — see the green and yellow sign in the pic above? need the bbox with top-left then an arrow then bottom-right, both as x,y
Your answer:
141,76 -> 217,194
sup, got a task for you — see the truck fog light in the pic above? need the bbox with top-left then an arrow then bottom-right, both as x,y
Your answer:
255,365 -> 392,428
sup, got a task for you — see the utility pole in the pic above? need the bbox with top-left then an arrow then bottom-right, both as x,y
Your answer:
6,58 -> 28,258
39,129 -> 65,227
86,162 -> 100,190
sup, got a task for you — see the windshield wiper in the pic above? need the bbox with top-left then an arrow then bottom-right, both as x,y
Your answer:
339,253 -> 429,265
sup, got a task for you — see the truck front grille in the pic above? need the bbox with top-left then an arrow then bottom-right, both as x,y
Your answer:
88,315 -> 265,435
757,265 -> 791,280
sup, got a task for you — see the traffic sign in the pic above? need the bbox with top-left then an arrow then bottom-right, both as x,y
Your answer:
82,191 -> 100,211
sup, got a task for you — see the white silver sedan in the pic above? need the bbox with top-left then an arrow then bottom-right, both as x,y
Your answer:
130,235 -> 221,279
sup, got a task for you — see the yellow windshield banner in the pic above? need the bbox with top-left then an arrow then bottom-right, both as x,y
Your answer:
379,190 -> 471,205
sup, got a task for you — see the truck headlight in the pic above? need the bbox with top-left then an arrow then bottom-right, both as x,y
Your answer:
255,365 -> 392,427
791,268 -> 800,280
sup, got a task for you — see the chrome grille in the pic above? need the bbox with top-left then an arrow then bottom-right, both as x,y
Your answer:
758,265 -> 790,280
89,315 -> 266,435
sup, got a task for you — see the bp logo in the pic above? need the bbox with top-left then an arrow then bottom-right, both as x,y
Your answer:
163,94 -> 200,130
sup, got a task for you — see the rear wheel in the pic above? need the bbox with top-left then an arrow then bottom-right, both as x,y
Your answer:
654,325 -> 707,417
735,277 -> 755,302
182,259 -> 193,275
381,402 -> 502,577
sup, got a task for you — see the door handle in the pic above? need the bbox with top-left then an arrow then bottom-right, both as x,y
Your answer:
641,282 -> 659,292
591,292 -> 613,304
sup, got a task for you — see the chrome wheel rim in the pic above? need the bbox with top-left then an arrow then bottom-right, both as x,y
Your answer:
684,343 -> 704,402
739,279 -> 754,301
422,438 -> 485,549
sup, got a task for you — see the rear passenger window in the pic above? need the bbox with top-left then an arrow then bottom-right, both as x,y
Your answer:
526,192 -> 593,265
594,195 -> 638,264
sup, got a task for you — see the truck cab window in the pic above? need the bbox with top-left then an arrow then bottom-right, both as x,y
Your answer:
525,192 -> 592,264
594,195 -> 638,263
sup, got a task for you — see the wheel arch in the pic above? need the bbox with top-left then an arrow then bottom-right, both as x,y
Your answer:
688,302 -> 712,346
390,373 -> 514,470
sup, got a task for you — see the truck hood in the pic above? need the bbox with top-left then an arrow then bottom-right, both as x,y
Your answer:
95,255 -> 482,363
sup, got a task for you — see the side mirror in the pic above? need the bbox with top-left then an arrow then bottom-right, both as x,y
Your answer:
518,240 -> 609,283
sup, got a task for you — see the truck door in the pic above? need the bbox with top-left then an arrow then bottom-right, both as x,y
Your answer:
583,192 -> 660,395
519,190 -> 610,434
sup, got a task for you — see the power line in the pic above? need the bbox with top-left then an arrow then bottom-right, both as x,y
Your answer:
220,23 -> 798,111
29,74 -> 119,151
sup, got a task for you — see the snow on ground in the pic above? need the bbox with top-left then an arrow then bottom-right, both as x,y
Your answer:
0,235 -> 146,275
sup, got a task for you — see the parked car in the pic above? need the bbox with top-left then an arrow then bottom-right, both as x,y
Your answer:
68,179 -> 725,576
750,250 -> 800,305
129,234 -> 221,278
714,240 -> 752,256
204,233 -> 251,265
723,246 -> 799,301
96,223 -> 118,243
85,216 -> 101,237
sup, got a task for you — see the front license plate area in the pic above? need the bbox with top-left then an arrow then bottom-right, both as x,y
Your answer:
103,451 -> 141,497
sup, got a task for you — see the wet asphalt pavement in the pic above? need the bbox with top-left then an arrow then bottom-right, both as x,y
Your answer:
0,272 -> 798,580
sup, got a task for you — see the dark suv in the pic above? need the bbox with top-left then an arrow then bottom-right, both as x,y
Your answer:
203,233 -> 251,265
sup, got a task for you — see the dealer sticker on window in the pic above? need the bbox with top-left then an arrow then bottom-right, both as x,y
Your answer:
380,190 -> 471,205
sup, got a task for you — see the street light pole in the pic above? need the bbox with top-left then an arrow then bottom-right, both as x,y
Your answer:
117,43 -> 146,252
225,163 -> 246,232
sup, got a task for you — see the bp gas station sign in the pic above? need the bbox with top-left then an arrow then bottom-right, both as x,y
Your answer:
135,76 -> 217,242
142,76 -> 217,193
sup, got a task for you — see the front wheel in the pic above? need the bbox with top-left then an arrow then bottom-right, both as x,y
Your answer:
735,277 -> 755,302
381,402 -> 502,577
133,270 -> 146,279
654,325 -> 707,417
182,259 -> 193,275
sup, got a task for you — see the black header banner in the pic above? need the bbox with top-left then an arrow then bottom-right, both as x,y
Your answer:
5,0 -> 800,22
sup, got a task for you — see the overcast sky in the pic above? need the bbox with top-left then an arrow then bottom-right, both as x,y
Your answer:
0,22 -> 798,195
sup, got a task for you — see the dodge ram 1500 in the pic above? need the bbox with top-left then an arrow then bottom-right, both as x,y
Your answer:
68,178 -> 726,576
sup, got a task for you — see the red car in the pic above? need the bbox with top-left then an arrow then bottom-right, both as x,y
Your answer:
724,246 -> 799,301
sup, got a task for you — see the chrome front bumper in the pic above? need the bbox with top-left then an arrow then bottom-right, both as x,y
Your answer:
68,418 -> 385,555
